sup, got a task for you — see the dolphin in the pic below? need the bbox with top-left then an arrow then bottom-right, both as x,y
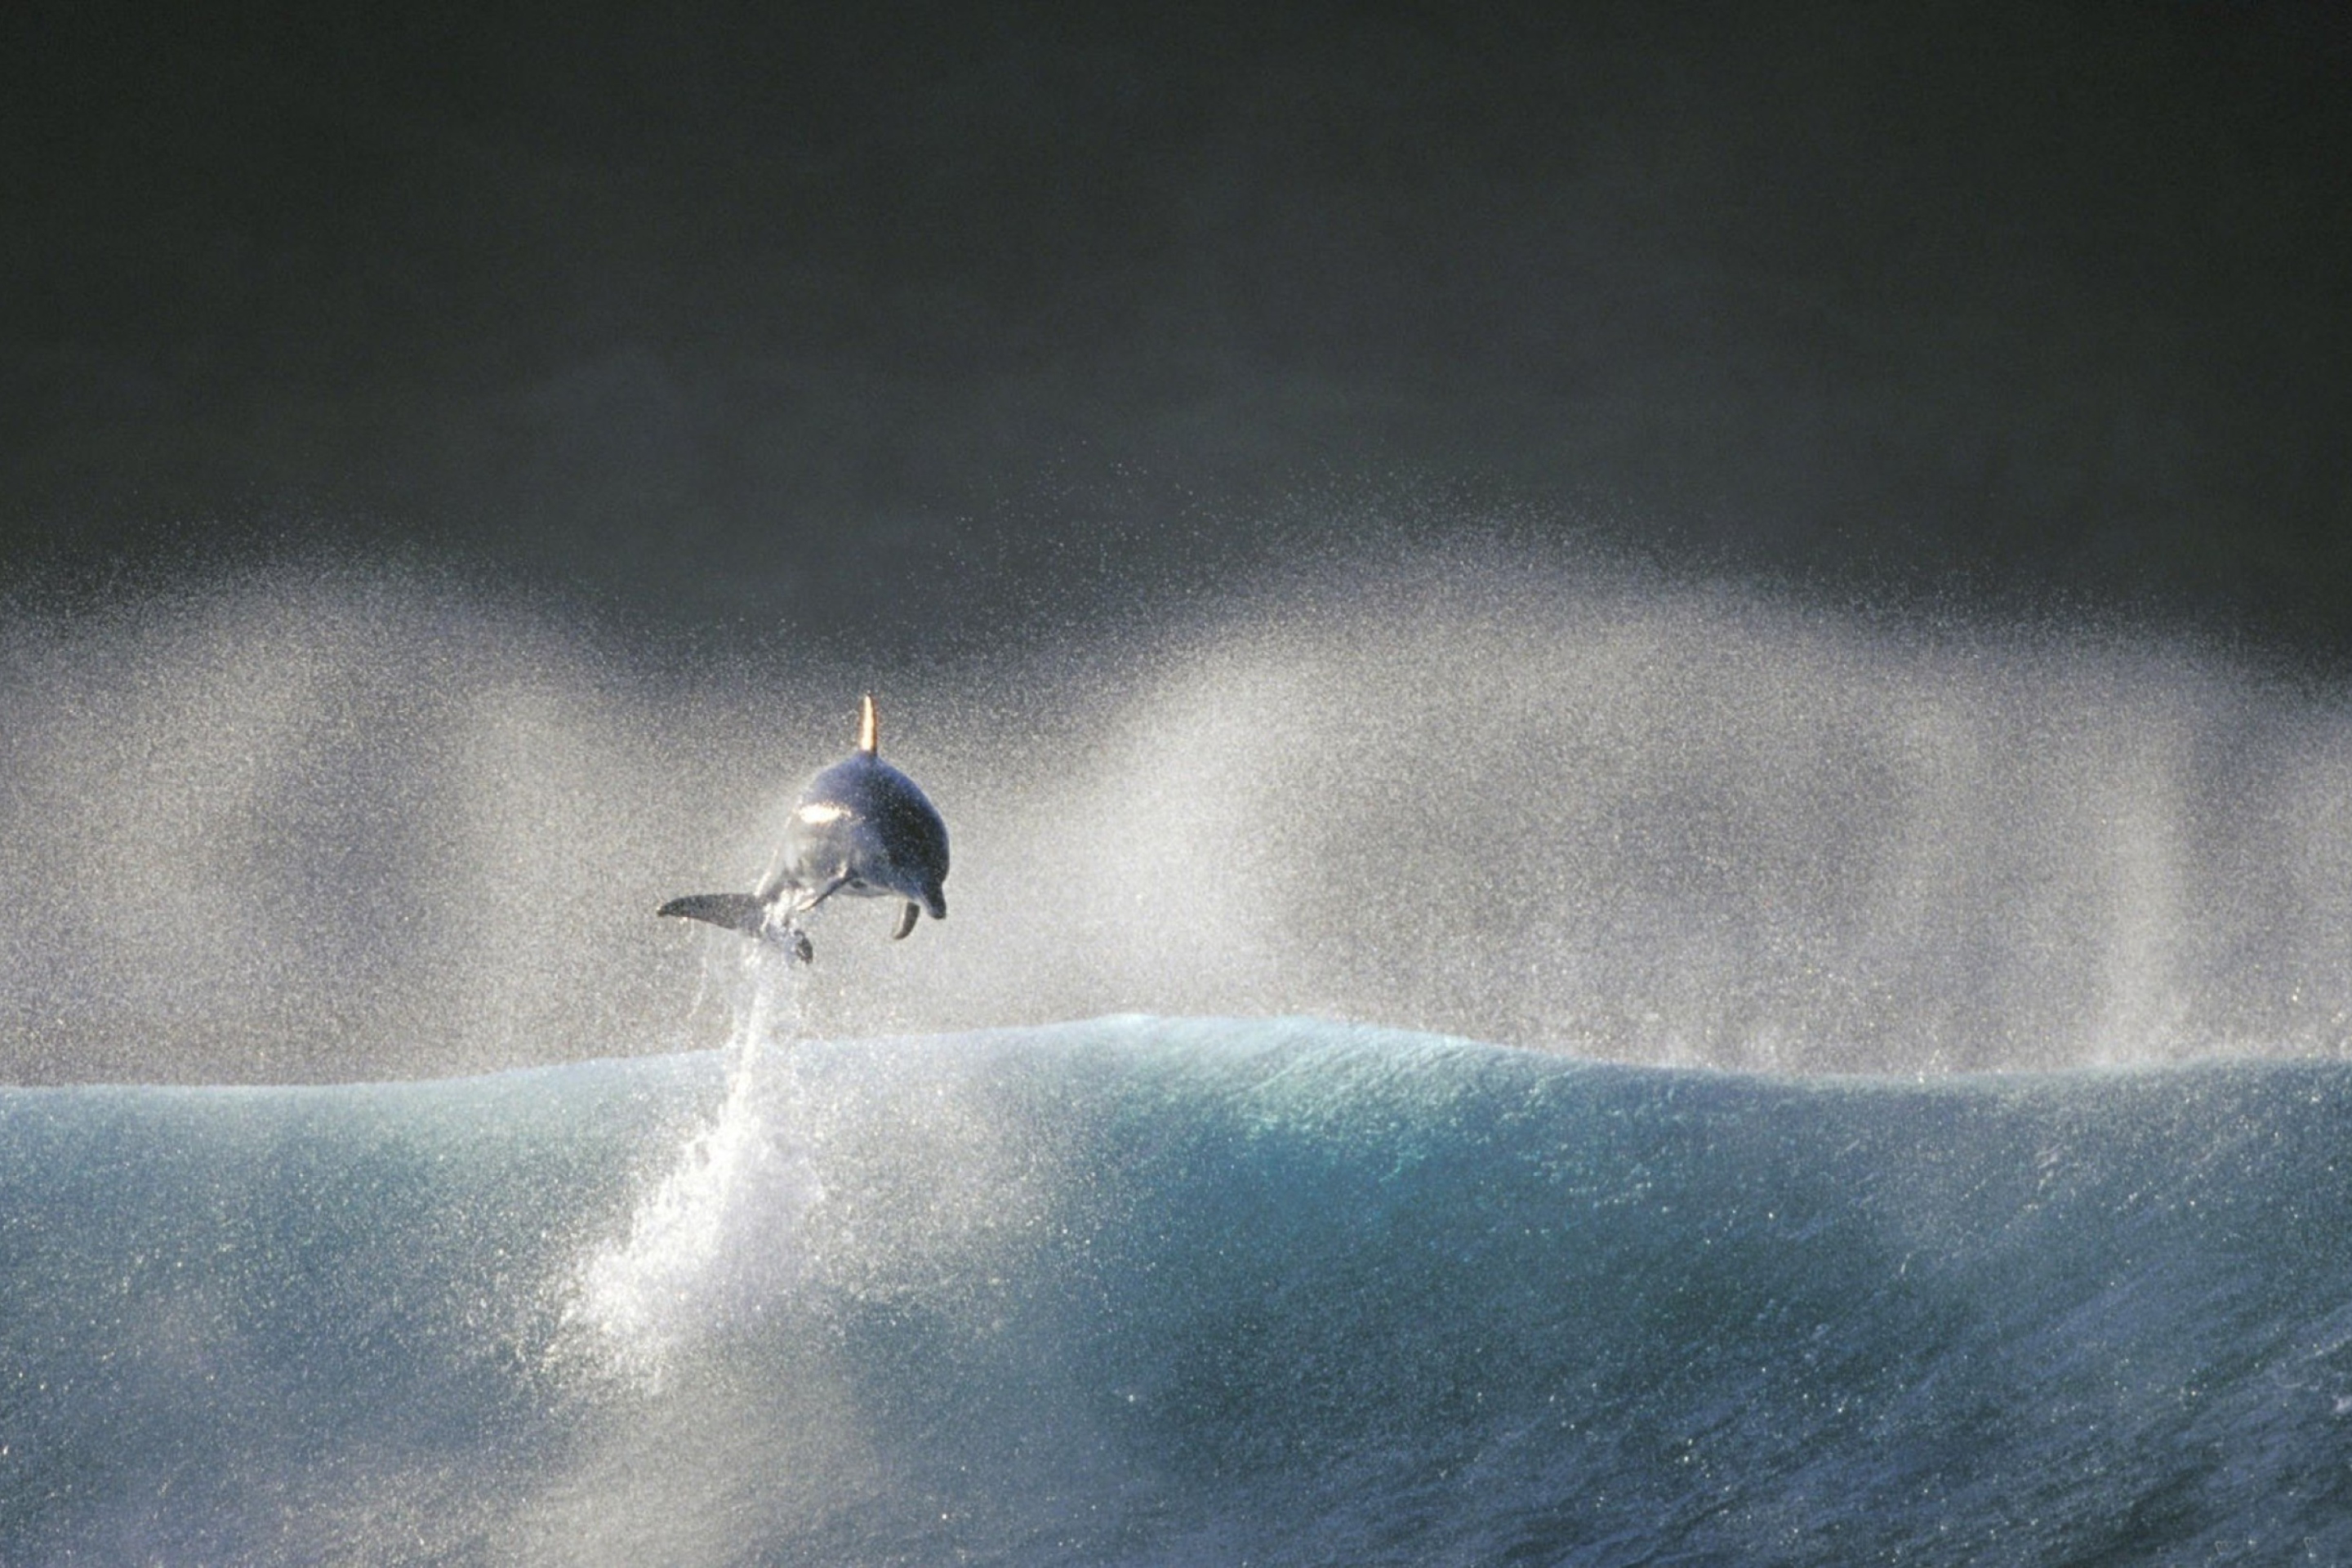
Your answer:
657,694 -> 949,961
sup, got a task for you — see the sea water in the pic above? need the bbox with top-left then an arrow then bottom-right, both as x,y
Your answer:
7,1009 -> 2350,1564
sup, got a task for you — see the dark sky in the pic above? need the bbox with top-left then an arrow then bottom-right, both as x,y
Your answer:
6,0 -> 2349,657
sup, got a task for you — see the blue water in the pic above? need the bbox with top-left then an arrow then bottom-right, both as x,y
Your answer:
5,1013 -> 2350,1565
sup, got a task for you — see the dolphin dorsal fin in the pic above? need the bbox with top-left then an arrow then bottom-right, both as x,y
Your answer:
857,693 -> 880,756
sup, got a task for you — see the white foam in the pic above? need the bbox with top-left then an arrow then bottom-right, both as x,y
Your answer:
566,957 -> 823,1385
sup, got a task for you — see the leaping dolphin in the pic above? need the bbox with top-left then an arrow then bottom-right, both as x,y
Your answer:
657,694 -> 949,961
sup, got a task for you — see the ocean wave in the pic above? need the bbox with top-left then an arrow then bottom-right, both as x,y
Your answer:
5,1014 -> 2349,1563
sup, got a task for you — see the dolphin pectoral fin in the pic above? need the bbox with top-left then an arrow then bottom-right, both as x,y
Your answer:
892,901 -> 920,940
657,893 -> 768,935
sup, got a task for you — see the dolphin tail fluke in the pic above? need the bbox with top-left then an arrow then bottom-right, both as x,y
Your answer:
858,693 -> 879,756
892,900 -> 920,940
656,893 -> 768,935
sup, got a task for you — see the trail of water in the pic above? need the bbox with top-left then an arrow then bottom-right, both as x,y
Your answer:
567,947 -> 822,1385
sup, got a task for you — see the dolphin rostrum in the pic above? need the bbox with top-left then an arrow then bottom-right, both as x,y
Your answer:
657,694 -> 949,961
